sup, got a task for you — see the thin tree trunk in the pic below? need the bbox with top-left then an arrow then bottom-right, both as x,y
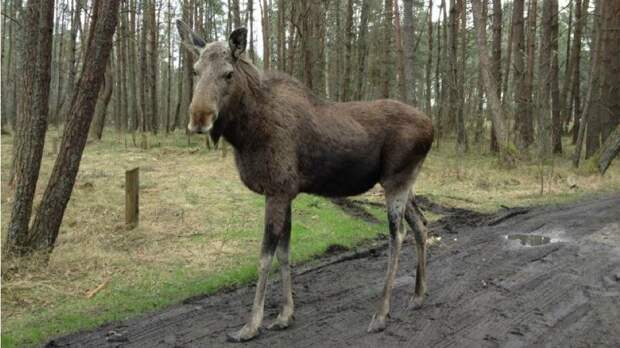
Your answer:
425,0 -> 433,116
341,0 -> 354,101
28,0 -> 120,253
573,0 -> 602,167
571,0 -> 588,143
550,0 -> 562,154
597,0 -> 620,144
490,0 -> 502,152
455,0 -> 468,152
354,0 -> 369,101
598,124 -> 620,175
148,0 -> 158,134
471,0 -> 512,164
382,0 -> 394,98
403,0 -> 416,104
4,0 -> 55,256
394,0 -> 407,102
90,59 -> 114,140
260,0 -> 270,70
513,0 -> 532,150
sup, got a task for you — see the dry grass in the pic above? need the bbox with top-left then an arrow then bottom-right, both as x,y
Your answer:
1,130 -> 619,346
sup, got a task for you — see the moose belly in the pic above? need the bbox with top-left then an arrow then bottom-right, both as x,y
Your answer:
298,147 -> 382,197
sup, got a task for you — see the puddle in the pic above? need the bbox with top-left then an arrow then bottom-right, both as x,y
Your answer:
505,234 -> 552,246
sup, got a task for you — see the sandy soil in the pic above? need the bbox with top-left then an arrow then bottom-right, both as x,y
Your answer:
47,195 -> 620,347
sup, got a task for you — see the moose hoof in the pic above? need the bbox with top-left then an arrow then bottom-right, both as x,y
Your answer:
367,314 -> 387,333
407,295 -> 425,310
226,325 -> 260,343
267,315 -> 294,331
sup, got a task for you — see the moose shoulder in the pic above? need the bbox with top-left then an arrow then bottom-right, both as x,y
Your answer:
177,20 -> 434,342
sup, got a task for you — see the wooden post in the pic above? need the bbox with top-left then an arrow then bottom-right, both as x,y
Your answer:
125,167 -> 139,229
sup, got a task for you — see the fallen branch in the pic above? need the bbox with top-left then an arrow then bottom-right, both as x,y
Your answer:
86,278 -> 111,299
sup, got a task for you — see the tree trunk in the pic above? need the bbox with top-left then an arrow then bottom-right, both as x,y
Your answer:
260,0 -> 270,70
447,0 -> 459,135
354,0 -> 369,101
90,60 -> 114,140
27,0 -> 120,254
394,0 -> 407,102
539,0 -> 554,157
598,0 -> 620,144
4,0 -> 55,256
455,0 -> 468,152
598,124 -> 620,175
550,0 -> 562,154
382,0 -> 394,98
341,0 -> 354,101
571,0 -> 588,143
471,0 -> 512,164
148,0 -> 158,134
573,0 -> 603,167
403,0 -> 416,104
513,0 -> 532,150
490,0 -> 502,152
425,0 -> 433,116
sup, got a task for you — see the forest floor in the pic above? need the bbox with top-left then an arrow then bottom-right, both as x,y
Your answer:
1,130 -> 620,347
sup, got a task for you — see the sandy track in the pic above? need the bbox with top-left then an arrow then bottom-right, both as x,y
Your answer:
48,195 -> 620,347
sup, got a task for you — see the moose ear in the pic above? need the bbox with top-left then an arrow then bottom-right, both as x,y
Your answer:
228,28 -> 247,60
176,19 -> 206,58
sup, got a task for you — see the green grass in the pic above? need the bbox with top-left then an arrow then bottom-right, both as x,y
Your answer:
1,162 -> 386,348
2,129 -> 619,347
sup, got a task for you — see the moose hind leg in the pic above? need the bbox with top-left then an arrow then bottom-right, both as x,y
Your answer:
227,197 -> 291,342
368,189 -> 408,333
405,195 -> 427,309
268,204 -> 295,330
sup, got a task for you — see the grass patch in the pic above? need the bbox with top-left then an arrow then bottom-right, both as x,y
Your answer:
1,130 -> 619,347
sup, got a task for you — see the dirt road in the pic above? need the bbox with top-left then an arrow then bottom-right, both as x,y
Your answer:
48,195 -> 620,347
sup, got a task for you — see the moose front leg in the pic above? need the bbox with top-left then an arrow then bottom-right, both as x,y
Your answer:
268,203 -> 294,330
227,196 -> 292,342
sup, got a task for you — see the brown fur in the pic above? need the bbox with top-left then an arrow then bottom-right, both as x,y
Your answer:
211,63 -> 434,198
178,24 -> 434,342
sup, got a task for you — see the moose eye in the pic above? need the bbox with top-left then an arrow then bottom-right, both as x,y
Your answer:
224,71 -> 234,80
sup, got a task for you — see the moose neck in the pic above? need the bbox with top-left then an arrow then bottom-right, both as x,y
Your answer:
215,59 -> 266,152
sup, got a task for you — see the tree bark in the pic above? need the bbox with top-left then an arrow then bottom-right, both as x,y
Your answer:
354,0 -> 369,101
4,0 -> 55,256
382,0 -> 394,98
260,0 -> 271,70
403,0 -> 416,104
90,60 -> 114,140
490,0 -> 502,152
455,0 -> 468,152
550,0 -> 562,154
573,0 -> 603,167
341,0 -> 354,101
598,0 -> 620,144
27,0 -> 120,253
513,0 -> 532,150
571,0 -> 588,143
598,124 -> 620,175
394,0 -> 407,103
425,0 -> 433,116
471,0 -> 512,164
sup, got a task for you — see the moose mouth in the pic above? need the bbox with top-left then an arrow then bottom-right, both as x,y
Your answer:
188,123 -> 213,134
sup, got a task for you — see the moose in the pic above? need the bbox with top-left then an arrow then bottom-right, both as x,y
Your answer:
177,21 -> 434,342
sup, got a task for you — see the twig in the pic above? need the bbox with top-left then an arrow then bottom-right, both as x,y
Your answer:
86,278 -> 111,299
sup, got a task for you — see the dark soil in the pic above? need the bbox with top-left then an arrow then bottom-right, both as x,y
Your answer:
47,195 -> 620,348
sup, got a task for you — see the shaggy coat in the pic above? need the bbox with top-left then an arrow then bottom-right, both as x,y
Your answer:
177,23 -> 434,342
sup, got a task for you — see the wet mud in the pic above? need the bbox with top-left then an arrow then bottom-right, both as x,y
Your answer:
48,195 -> 620,347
